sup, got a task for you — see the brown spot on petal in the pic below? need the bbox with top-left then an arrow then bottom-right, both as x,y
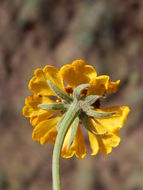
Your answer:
38,94 -> 42,98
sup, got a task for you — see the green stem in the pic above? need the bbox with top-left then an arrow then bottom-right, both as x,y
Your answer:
52,100 -> 80,190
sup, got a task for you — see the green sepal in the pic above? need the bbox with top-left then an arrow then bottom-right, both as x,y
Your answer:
84,95 -> 101,106
80,105 -> 93,115
47,80 -> 73,103
78,95 -> 101,111
73,83 -> 90,100
85,109 -> 117,118
68,117 -> 79,148
38,103 -> 68,111
80,113 -> 107,136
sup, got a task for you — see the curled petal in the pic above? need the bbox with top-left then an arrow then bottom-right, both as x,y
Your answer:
107,80 -> 120,94
88,106 -> 129,155
23,95 -> 56,119
97,132 -> 120,155
40,127 -> 57,145
29,66 -> 65,96
88,131 -> 99,155
95,106 -> 130,132
30,111 -> 57,127
60,60 -> 97,88
61,125 -> 86,158
32,117 -> 61,144
88,118 -> 121,155
89,75 -> 120,95
29,69 -> 54,96
43,66 -> 65,93
89,75 -> 109,95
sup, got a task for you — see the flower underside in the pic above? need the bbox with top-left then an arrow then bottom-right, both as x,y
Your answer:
39,81 -> 117,148
23,60 -> 130,158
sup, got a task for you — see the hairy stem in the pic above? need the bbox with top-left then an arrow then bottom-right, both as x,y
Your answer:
52,100 -> 80,190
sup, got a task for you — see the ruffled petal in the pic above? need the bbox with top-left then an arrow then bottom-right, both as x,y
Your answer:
97,132 -> 120,155
88,131 -> 99,155
88,105 -> 130,155
88,131 -> 120,155
40,126 -> 57,145
107,80 -> 120,94
89,75 -> 109,95
88,118 -> 121,155
95,106 -> 130,132
32,117 -> 61,144
60,60 -> 97,88
30,111 -> 56,127
29,69 -> 54,96
61,125 -> 86,158
43,65 -> 65,92
22,95 -> 56,119
29,66 -> 65,96
89,75 -> 120,95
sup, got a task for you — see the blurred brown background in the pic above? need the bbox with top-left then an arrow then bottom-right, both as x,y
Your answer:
0,0 -> 143,190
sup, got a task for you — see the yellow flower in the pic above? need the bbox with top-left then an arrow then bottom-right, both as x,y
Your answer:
23,59 -> 130,158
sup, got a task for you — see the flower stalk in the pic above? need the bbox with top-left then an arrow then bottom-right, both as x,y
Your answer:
52,100 -> 80,190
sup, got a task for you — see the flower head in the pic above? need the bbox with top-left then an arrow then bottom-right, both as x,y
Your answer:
23,60 -> 130,158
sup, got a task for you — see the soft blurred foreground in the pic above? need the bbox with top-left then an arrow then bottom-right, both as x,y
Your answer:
0,0 -> 143,190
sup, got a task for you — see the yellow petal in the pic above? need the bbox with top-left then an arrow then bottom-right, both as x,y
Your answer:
107,80 -> 120,94
95,106 -> 130,133
29,69 -> 54,96
97,133 -> 120,155
88,105 -> 130,155
29,66 -> 65,96
30,112 -> 56,127
40,126 -> 57,145
88,118 -> 121,155
61,125 -> 86,158
88,131 -> 120,155
43,65 -> 65,92
60,60 -> 97,88
32,117 -> 61,144
23,95 -> 55,119
89,75 -> 120,95
88,131 -> 99,156
89,75 -> 109,95
30,116 -> 37,127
